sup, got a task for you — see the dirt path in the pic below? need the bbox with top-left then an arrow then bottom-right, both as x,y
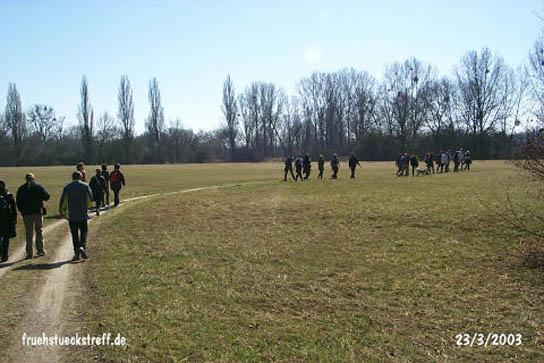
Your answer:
3,181 -> 270,363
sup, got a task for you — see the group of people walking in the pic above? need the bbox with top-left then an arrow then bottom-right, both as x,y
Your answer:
395,149 -> 472,177
0,163 -> 126,263
283,153 -> 361,181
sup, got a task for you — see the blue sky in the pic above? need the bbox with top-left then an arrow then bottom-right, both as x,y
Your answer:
0,0 -> 542,133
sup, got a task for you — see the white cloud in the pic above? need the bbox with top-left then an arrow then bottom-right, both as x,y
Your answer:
304,45 -> 323,63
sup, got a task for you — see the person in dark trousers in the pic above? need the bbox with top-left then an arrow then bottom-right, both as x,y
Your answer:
89,169 -> 106,216
283,156 -> 296,181
435,152 -> 442,173
294,155 -> 304,181
330,154 -> 340,179
59,171 -> 92,261
16,173 -> 50,259
109,163 -> 126,206
317,155 -> 325,179
410,153 -> 419,177
76,162 -> 87,182
464,150 -> 472,170
101,164 -> 110,207
403,152 -> 409,176
439,151 -> 447,173
453,151 -> 460,172
0,180 -> 17,263
425,153 -> 434,174
348,153 -> 361,179
445,151 -> 451,173
395,153 -> 403,176
303,154 -> 312,180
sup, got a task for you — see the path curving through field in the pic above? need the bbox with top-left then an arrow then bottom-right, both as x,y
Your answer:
3,181 -> 272,363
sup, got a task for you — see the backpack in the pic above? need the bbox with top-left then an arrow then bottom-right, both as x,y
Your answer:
110,171 -> 119,184
0,195 -> 12,221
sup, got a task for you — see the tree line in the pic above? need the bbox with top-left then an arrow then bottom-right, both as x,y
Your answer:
1,44 -> 543,166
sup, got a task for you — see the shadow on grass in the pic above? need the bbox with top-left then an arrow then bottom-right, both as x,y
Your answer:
0,259 -> 25,269
12,259 -> 79,271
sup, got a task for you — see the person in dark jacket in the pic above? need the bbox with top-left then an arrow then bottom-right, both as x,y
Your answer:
283,156 -> 296,181
453,151 -> 460,172
89,169 -> 106,216
0,180 -> 17,262
294,155 -> 304,181
395,153 -> 403,176
59,171 -> 93,261
464,150 -> 472,170
348,153 -> 361,179
410,154 -> 419,177
101,164 -> 110,207
303,154 -> 312,180
109,163 -> 126,206
16,173 -> 50,259
317,155 -> 325,179
330,154 -> 340,179
425,153 -> 434,174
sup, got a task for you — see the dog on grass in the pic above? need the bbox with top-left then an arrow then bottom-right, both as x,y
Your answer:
416,168 -> 430,176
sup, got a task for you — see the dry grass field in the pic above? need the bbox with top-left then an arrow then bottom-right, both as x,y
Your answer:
1,161 -> 542,362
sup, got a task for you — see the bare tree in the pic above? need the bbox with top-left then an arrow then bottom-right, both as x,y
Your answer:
78,75 -> 94,162
27,104 -> 58,143
146,77 -> 165,163
118,75 -> 135,163
456,47 -> 516,135
96,112 -> 116,162
4,83 -> 26,160
423,77 -> 456,139
222,75 -> 238,161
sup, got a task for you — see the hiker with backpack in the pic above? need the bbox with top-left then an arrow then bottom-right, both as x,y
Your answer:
59,171 -> 93,261
294,155 -> 304,181
110,163 -> 126,206
348,153 -> 361,179
89,169 -> 106,216
0,180 -> 17,263
16,173 -> 50,259
101,164 -> 110,207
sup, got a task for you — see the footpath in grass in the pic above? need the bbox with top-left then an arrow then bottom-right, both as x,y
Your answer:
73,162 -> 543,362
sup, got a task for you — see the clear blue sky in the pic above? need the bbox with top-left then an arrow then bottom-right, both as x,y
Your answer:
0,0 -> 541,134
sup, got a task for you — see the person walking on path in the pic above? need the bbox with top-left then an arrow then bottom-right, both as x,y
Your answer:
16,173 -> 50,259
410,153 -> 419,177
283,156 -> 296,181
348,153 -> 361,179
89,169 -> 106,216
101,164 -> 110,206
294,155 -> 304,181
330,154 -> 340,179
317,155 -> 325,179
59,171 -> 93,261
303,154 -> 312,180
76,162 -> 87,182
109,163 -> 126,206
0,180 -> 17,262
